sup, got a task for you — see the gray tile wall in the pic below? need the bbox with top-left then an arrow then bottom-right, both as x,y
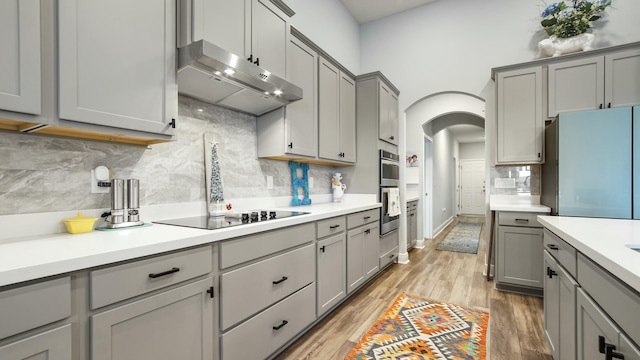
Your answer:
0,96 -> 335,215
490,165 -> 541,195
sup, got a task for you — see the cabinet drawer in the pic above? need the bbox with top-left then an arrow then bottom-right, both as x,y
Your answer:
90,246 -> 212,309
220,222 -> 314,269
221,284 -> 316,360
379,247 -> 398,269
220,244 -> 315,331
0,277 -> 70,340
407,200 -> 418,210
544,229 -> 577,277
347,209 -> 379,229
317,216 -> 346,238
577,253 -> 640,343
498,212 -> 543,227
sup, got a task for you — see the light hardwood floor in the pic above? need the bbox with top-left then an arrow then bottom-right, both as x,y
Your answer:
275,215 -> 552,360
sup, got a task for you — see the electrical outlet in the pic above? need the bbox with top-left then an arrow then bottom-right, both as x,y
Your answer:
266,175 -> 273,189
91,168 -> 110,194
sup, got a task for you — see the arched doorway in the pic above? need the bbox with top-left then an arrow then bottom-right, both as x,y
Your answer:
404,92 -> 486,249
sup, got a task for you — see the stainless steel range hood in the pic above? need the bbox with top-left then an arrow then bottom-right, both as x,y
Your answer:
177,40 -> 302,116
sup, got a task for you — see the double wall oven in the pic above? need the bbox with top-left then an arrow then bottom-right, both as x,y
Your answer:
379,150 -> 400,235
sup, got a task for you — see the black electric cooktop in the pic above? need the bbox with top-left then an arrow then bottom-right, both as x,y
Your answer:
153,210 -> 309,230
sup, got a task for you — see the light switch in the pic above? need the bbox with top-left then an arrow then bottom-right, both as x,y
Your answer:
266,175 -> 273,189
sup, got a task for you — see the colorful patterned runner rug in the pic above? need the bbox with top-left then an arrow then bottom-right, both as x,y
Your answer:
435,222 -> 482,254
345,293 -> 489,360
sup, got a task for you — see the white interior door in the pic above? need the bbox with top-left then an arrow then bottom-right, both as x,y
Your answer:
460,159 -> 485,215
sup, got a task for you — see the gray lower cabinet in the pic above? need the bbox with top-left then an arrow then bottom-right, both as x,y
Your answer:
58,0 -> 176,136
0,325 -> 72,360
406,200 -> 418,250
495,212 -> 545,293
91,277 -> 214,360
346,223 -> 379,294
317,218 -> 347,316
544,250 -> 578,360
577,288 -> 640,360
379,230 -> 399,269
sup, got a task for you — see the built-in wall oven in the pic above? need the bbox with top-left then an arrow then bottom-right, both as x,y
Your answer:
380,150 -> 400,235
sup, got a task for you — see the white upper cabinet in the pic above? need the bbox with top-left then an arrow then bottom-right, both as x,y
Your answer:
0,0 -> 41,115
183,0 -> 289,78
548,48 -> 640,117
496,66 -> 544,164
58,0 -> 176,136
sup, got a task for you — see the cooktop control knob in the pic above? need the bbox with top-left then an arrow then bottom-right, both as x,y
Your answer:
269,211 -> 277,219
250,212 -> 259,222
260,210 -> 268,220
241,213 -> 249,223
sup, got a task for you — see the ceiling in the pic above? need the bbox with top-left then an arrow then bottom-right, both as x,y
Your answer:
447,124 -> 485,144
340,0 -> 438,23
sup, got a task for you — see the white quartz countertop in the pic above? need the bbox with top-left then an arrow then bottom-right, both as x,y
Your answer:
538,216 -> 640,293
0,200 -> 380,288
490,195 -> 551,213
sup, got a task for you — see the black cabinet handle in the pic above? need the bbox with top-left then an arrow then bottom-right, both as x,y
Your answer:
538,152 -> 541,158
365,229 -> 371,235
169,118 -> 176,129
329,224 -> 340,229
254,57 -> 260,66
148,267 -> 180,279
272,276 -> 288,285
272,320 -> 288,331
515,218 -> 529,223
363,216 -> 371,220
599,103 -> 603,109
288,142 -> 293,148
607,344 -> 625,360
548,268 -> 557,279
410,213 -> 415,217
207,286 -> 214,298
247,54 -> 253,62
547,244 -> 559,250
390,135 -> 395,140
608,102 -> 612,109
389,254 -> 395,258
320,245 -> 326,253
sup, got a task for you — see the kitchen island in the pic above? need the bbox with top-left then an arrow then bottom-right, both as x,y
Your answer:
538,216 -> 640,360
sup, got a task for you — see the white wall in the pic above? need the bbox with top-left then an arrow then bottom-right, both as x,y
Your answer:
286,0 -> 361,73
360,0 -> 640,112
432,128 -> 456,233
460,142 -> 485,160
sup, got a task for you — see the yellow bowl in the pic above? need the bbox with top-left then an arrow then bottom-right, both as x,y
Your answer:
63,212 -> 98,234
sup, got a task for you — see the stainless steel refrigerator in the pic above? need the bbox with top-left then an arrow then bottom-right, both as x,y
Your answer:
541,106 -> 639,219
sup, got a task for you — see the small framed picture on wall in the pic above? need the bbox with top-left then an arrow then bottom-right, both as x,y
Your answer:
406,151 -> 418,167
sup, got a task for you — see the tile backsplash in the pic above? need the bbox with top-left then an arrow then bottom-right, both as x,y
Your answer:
0,96 -> 335,215
490,165 -> 540,195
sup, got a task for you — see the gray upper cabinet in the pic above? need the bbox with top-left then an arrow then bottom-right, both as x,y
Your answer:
496,66 -> 544,164
548,48 -> 640,117
0,0 -> 41,116
318,57 -> 356,164
257,35 -> 317,159
58,0 -> 176,136
379,83 -> 399,145
182,0 -> 288,78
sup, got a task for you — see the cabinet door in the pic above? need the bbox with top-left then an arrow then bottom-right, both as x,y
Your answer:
346,227 -> 365,294
0,325 -> 71,360
496,67 -> 543,164
58,0 -> 176,136
605,48 -> 640,108
0,0 -> 41,115
576,288 -> 619,360
558,264 -> 578,360
379,83 -> 391,142
543,251 -> 560,360
364,224 -> 380,280
496,226 -> 543,288
285,37 -> 317,157
191,0 -> 248,58
339,74 -> 356,163
91,278 -> 213,360
317,233 -> 346,316
619,333 -> 640,360
251,0 -> 287,78
318,58 -> 340,161
389,92 -> 399,145
548,56 -> 604,117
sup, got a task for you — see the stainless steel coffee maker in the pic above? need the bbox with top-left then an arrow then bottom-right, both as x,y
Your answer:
107,178 -> 144,229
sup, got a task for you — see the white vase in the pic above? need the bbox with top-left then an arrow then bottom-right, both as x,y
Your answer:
538,32 -> 595,57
